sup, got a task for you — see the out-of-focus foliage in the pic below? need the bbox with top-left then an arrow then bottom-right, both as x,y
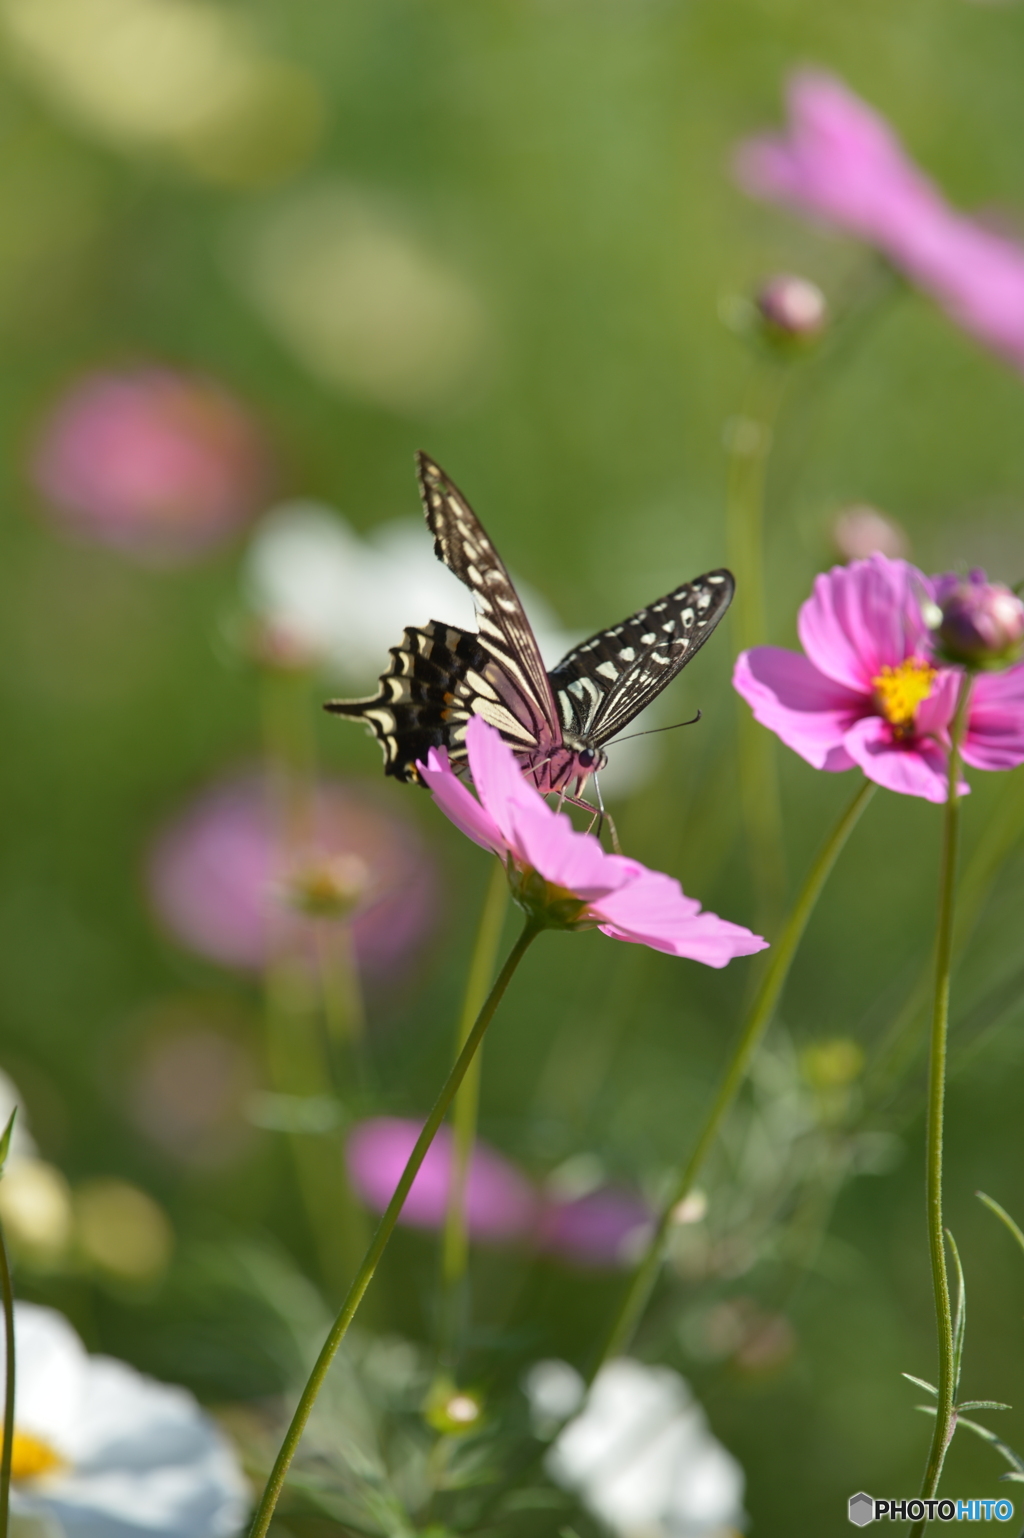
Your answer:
3,1 -> 1024,1533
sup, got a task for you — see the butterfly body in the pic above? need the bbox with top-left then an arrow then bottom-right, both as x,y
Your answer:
326,454 -> 734,795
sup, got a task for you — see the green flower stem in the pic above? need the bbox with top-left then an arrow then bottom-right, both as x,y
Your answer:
314,923 -> 366,1049
248,917 -> 542,1538
439,859 -> 510,1363
868,765 -> 1024,1103
911,675 -> 974,1534
261,665 -> 366,1295
726,361 -> 790,933
596,776 -> 875,1369
0,1218 -> 13,1538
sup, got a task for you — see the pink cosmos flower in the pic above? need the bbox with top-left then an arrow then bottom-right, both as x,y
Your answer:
418,717 -> 766,966
346,1117 -> 538,1240
538,1186 -> 654,1270
147,771 -> 438,978
31,368 -> 270,562
735,71 -> 1024,372
733,554 -> 1024,803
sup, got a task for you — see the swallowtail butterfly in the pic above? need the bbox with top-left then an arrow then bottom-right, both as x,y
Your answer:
326,453 -> 734,797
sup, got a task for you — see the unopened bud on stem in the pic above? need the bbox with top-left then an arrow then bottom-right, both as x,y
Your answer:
755,274 -> 827,343
931,572 -> 1024,670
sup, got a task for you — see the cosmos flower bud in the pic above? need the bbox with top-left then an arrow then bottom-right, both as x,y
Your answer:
755,274 -> 827,343
832,504 -> 908,562
423,1378 -> 484,1436
932,572 -> 1024,670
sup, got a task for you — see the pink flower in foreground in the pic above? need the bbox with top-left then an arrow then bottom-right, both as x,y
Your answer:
346,1117 -> 538,1240
147,771 -> 438,978
418,717 -> 766,966
31,368 -> 270,561
734,554 -> 1024,803
735,71 -> 1024,371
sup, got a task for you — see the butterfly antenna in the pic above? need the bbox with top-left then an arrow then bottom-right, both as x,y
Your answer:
610,711 -> 702,745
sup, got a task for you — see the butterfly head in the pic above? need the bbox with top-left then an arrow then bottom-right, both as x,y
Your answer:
568,741 -> 608,778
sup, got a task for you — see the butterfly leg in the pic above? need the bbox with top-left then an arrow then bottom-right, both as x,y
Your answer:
562,785 -> 622,856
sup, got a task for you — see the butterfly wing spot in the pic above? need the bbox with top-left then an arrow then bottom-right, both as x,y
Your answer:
547,567 -> 734,749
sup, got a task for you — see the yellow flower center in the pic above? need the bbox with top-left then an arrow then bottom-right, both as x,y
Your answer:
9,1428 -> 65,1480
872,659 -> 937,738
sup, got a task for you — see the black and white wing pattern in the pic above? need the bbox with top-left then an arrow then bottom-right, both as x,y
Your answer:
325,620 -> 493,782
415,452 -> 561,754
326,455 -> 563,784
547,571 -> 735,749
327,452 -> 734,794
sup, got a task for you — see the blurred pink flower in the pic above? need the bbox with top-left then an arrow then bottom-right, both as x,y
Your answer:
733,554 -> 1024,803
832,504 -> 908,562
346,1117 -> 538,1240
31,368 -> 270,561
147,771 -> 439,978
419,717 -> 766,966
735,71 -> 1024,371
538,1186 -> 654,1270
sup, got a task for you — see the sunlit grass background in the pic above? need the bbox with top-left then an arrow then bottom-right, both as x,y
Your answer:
3,1 -> 1024,1530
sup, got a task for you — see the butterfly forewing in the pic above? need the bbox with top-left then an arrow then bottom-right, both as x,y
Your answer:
548,570 -> 735,747
416,452 -> 559,752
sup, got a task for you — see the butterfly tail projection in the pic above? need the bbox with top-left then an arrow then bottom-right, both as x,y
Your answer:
325,621 -> 489,782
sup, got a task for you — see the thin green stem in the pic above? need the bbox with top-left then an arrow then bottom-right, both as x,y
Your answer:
439,860 -> 509,1364
911,675 -> 973,1536
248,918 -> 541,1538
0,1218 -> 14,1538
867,766 -> 1024,1104
726,361 -> 790,933
595,777 -> 875,1370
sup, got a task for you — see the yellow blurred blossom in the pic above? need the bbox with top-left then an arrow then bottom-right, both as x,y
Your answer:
233,183 -> 494,414
74,1179 -> 174,1282
0,0 -> 324,185
0,1159 -> 73,1262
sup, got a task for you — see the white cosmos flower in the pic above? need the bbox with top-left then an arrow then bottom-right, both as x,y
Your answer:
244,500 -> 657,795
3,1303 -> 248,1538
539,1357 -> 746,1538
243,499 -> 571,688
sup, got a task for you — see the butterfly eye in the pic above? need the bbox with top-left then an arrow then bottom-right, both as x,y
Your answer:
577,749 -> 597,769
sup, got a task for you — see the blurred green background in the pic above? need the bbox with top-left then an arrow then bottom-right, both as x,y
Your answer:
3,1 -> 1024,1532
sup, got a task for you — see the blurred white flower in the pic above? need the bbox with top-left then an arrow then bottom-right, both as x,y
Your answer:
231,184 -> 493,414
244,500 -> 571,689
0,1068 -> 38,1165
3,1302 -> 248,1537
0,0 -> 323,186
544,1357 -> 745,1537
522,1358 -> 586,1435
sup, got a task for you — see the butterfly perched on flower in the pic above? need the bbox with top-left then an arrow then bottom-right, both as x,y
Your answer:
326,453 -> 734,798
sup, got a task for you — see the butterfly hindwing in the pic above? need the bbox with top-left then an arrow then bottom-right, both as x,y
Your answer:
548,570 -> 735,747
325,621 -> 491,782
416,452 -> 559,751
